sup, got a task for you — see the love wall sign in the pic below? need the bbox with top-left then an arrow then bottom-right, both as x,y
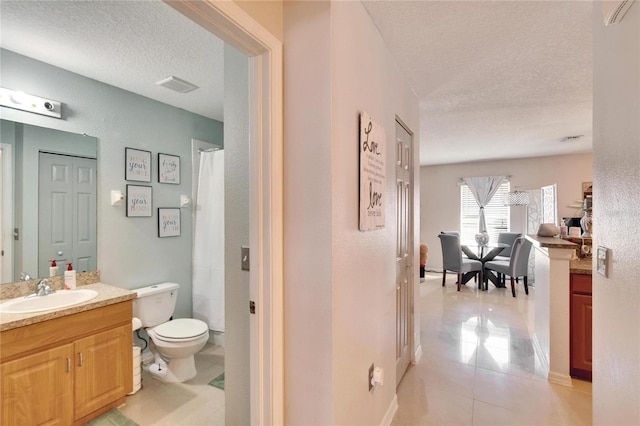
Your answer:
359,112 -> 386,231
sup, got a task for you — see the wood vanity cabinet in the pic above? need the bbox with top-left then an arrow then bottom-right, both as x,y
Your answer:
0,300 -> 133,426
570,273 -> 592,381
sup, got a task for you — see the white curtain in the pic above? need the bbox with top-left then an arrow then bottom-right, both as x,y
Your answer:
192,150 -> 225,331
463,175 -> 506,233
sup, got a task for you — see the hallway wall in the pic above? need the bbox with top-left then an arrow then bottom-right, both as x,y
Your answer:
592,1 -> 640,423
284,2 -> 420,424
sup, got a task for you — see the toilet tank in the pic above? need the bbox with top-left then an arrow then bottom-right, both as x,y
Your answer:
132,282 -> 179,328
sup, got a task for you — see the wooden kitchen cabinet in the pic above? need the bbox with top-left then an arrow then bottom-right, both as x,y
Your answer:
570,273 -> 592,381
0,300 -> 132,426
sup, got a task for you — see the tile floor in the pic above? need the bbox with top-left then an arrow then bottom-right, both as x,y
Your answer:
113,272 -> 591,425
118,343 -> 225,425
392,272 -> 592,425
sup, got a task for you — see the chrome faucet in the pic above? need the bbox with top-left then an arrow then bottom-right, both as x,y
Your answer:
36,279 -> 54,296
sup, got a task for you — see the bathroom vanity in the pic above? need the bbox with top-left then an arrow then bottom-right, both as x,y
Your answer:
0,281 -> 135,426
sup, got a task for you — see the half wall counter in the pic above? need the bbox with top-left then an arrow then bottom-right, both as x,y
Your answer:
525,234 -> 578,387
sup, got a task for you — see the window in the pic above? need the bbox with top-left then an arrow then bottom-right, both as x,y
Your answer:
460,182 -> 510,244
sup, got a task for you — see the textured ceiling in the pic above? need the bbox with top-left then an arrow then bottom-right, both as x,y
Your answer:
362,1 -> 593,165
0,1 -> 224,121
2,1 -> 593,165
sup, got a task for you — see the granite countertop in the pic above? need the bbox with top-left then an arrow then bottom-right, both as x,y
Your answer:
570,258 -> 593,275
0,283 -> 135,332
525,234 -> 579,249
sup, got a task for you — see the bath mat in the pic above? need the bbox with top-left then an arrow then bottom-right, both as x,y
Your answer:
86,409 -> 139,426
209,372 -> 225,390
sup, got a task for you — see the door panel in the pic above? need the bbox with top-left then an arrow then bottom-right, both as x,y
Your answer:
74,325 -> 132,419
39,153 -> 97,276
1,343 -> 74,426
39,153 -> 73,275
395,120 -> 413,386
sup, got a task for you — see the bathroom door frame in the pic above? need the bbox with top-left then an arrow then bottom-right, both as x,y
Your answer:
166,2 -> 283,424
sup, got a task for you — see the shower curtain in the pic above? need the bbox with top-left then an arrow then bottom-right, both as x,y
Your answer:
192,150 -> 225,332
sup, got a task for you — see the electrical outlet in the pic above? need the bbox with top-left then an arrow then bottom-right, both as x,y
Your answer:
368,363 -> 374,391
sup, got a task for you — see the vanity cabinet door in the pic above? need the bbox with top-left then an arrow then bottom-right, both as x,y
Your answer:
1,343 -> 74,426
73,324 -> 133,420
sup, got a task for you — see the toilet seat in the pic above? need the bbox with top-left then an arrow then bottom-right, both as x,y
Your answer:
151,318 -> 208,342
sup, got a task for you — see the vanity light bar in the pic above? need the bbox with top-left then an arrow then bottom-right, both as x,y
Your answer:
0,87 -> 62,119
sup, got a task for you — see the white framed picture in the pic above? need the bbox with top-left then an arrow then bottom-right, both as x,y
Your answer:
126,185 -> 152,217
158,208 -> 181,237
158,153 -> 180,184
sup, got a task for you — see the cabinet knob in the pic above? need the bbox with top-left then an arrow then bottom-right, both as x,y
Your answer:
78,352 -> 83,367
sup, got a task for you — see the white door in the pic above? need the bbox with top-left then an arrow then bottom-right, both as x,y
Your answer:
0,143 -> 13,283
38,153 -> 97,276
396,120 -> 413,386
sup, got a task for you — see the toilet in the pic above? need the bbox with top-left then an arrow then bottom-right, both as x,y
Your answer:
133,282 -> 209,383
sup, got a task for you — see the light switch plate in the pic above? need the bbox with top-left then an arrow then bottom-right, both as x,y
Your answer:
241,246 -> 250,271
597,246 -> 608,277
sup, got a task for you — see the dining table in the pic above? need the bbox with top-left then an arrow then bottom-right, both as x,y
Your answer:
460,242 -> 509,290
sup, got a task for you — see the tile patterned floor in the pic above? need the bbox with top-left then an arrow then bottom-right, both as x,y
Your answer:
392,272 -> 592,426
115,273 -> 591,425
118,343 -> 225,426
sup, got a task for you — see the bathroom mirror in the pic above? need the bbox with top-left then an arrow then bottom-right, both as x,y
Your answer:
0,119 -> 98,284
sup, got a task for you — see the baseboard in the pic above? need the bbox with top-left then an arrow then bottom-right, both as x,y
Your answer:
380,394 -> 398,426
532,333 -> 550,378
208,330 -> 225,347
532,334 -> 573,387
548,371 -> 574,387
413,344 -> 423,364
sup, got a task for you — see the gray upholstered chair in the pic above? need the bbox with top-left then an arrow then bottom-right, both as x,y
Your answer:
493,232 -> 522,284
494,232 -> 522,260
438,233 -> 483,291
484,237 -> 533,297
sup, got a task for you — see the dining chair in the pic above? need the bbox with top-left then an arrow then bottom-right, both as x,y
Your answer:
494,232 -> 522,260
493,232 -> 522,283
483,237 -> 533,297
438,233 -> 483,291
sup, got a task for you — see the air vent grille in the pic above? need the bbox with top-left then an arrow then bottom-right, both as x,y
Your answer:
156,76 -> 199,93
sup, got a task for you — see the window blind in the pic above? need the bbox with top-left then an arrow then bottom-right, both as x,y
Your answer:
460,182 -> 510,244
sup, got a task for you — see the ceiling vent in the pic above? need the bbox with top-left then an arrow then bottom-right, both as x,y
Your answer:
156,76 -> 199,93
603,0 -> 636,26
561,135 -> 584,142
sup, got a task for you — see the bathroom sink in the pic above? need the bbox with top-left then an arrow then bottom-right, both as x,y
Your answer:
0,289 -> 99,314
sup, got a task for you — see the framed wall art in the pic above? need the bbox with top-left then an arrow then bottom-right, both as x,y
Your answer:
158,208 -> 181,237
126,185 -> 152,217
125,147 -> 152,182
359,111 -> 386,231
158,153 -> 180,184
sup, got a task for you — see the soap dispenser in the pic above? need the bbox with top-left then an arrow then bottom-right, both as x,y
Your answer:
64,263 -> 76,290
49,259 -> 58,277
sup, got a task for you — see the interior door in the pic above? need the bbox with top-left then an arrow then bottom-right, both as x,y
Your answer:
39,153 -> 97,276
0,143 -> 12,283
395,120 -> 413,386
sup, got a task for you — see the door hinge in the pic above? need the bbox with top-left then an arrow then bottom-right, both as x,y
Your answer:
249,300 -> 256,314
